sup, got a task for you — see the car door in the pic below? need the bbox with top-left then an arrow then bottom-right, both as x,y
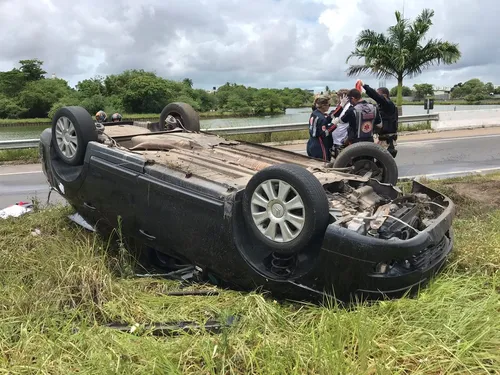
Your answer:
133,167 -> 228,266
78,156 -> 141,236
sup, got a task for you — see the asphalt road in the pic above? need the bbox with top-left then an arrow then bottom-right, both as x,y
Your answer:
0,164 -> 66,209
1,131 -> 500,209
279,133 -> 500,179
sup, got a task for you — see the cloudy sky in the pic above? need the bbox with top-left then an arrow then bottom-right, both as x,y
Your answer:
1,0 -> 498,92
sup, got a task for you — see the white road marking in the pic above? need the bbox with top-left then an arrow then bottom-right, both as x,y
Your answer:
400,166 -> 500,180
278,133 -> 500,151
397,133 -> 500,146
0,170 -> 43,176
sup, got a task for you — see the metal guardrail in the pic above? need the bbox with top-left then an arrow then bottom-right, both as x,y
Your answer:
0,139 -> 40,150
0,113 -> 439,150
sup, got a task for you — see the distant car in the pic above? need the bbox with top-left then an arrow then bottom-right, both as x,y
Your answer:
39,103 -> 456,303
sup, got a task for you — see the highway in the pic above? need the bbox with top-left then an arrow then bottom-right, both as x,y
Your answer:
1,130 -> 500,209
278,132 -> 500,179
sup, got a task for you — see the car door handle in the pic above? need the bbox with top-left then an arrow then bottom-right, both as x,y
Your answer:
139,229 -> 156,240
84,202 -> 96,210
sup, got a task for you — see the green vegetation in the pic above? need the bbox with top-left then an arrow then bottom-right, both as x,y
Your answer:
0,172 -> 499,373
389,79 -> 500,105
402,98 -> 500,106
0,148 -> 40,164
450,78 -> 499,104
0,59 -> 314,121
346,8 -> 461,113
224,121 -> 431,144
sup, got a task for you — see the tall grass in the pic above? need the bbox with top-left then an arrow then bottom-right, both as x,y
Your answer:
0,174 -> 499,373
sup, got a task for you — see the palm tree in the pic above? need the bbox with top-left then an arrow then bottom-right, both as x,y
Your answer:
345,9 -> 461,115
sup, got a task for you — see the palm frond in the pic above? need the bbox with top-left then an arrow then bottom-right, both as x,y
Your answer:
346,64 -> 396,79
403,39 -> 461,78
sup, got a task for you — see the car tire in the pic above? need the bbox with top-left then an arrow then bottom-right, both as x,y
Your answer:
159,102 -> 200,132
333,142 -> 398,185
51,106 -> 98,166
242,163 -> 330,254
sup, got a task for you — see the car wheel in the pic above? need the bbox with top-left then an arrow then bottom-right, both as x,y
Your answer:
333,142 -> 398,185
242,163 -> 330,254
159,102 -> 200,132
51,106 -> 98,166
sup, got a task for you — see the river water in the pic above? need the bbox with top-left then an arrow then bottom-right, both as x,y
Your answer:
1,104 -> 500,141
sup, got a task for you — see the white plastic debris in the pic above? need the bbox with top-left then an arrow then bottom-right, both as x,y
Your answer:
68,213 -> 95,232
0,202 -> 34,219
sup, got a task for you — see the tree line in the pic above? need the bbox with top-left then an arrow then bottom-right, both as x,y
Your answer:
0,59 -> 314,119
385,79 -> 499,102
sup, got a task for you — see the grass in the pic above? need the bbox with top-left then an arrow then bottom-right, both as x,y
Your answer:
225,122 -> 432,144
0,173 -> 499,373
0,148 -> 40,164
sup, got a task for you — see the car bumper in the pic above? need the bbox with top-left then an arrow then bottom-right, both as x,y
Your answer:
319,180 -> 455,299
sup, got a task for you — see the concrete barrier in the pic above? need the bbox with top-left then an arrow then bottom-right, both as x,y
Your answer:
432,108 -> 500,131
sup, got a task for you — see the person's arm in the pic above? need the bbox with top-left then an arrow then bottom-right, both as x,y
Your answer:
328,105 -> 343,118
375,107 -> 382,127
330,94 -> 350,118
340,106 -> 353,124
362,84 -> 395,114
340,107 -> 357,143
310,115 -> 330,138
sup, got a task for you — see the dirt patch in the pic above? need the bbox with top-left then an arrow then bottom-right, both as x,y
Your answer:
449,180 -> 500,209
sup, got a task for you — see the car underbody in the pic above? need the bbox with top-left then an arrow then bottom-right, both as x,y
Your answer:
39,104 -> 455,304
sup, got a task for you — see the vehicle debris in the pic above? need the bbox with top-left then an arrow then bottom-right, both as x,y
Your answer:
0,201 -> 33,219
104,315 -> 238,336
67,212 -> 95,232
165,290 -> 219,296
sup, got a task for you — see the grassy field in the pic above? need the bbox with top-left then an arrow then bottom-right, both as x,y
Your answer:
0,148 -> 40,164
0,172 -> 499,374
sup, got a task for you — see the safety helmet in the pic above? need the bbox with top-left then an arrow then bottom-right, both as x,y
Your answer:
95,110 -> 107,123
111,113 -> 122,122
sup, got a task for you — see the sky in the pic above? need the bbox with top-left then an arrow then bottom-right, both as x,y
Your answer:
1,0 -> 499,92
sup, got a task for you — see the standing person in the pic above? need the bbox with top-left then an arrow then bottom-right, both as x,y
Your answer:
357,80 -> 399,157
329,89 -> 351,158
338,88 -> 381,145
306,95 -> 337,162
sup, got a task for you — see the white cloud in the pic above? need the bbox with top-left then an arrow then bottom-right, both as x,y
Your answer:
0,0 -> 498,91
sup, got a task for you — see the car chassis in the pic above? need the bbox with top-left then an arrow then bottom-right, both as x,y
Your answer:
39,103 -> 456,304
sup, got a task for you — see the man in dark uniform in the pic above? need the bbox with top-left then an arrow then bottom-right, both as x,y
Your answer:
306,95 -> 338,162
337,88 -> 381,145
358,81 -> 399,157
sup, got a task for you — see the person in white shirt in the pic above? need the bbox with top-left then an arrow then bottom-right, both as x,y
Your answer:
330,89 -> 351,158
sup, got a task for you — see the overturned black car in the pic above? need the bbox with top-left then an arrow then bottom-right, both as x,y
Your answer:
39,103 -> 455,303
